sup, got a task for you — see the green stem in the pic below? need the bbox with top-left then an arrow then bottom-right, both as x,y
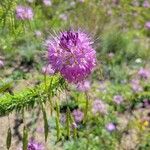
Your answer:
66,107 -> 70,139
84,92 -> 89,123
56,100 -> 61,140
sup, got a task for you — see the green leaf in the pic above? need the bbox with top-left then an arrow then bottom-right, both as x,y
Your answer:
6,127 -> 11,150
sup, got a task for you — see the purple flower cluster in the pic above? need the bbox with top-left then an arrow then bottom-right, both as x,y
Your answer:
113,95 -> 123,105
46,29 -> 96,83
92,99 -> 108,115
72,109 -> 84,123
27,139 -> 44,150
16,6 -> 33,20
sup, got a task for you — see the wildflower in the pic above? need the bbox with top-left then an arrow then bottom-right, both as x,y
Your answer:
43,0 -> 52,6
46,29 -> 96,83
113,95 -> 123,105
106,123 -> 116,132
59,14 -> 68,21
35,30 -> 42,38
72,109 -> 84,123
143,99 -> 150,108
145,21 -> 150,29
143,0 -> 150,8
92,99 -> 107,115
72,122 -> 77,129
130,79 -> 143,93
42,64 -> 55,75
0,60 -> 4,68
138,68 -> 150,79
27,139 -> 44,150
16,6 -> 33,20
77,80 -> 90,92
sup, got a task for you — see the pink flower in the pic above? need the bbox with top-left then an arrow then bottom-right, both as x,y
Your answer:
42,64 -> 55,75
138,68 -> 150,79
43,0 -> 52,6
143,0 -> 150,8
113,95 -> 123,105
16,6 -> 34,20
92,99 -> 108,115
35,30 -> 42,38
130,79 -> 143,93
27,138 -> 44,150
77,80 -> 91,92
145,21 -> 150,29
106,123 -> 116,132
46,29 -> 96,83
72,109 -> 84,123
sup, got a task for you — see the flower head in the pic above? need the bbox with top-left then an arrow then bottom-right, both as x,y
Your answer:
113,95 -> 123,105
106,123 -> 116,132
77,80 -> 91,92
138,68 -> 150,79
42,64 -> 55,75
43,0 -> 52,6
28,139 -> 44,150
35,30 -> 42,38
130,79 -> 143,93
145,21 -> 150,29
16,6 -> 33,20
72,109 -> 84,123
143,0 -> 150,8
92,99 -> 108,115
46,29 -> 96,83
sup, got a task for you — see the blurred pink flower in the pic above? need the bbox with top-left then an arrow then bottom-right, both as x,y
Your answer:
106,123 -> 116,132
145,21 -> 150,29
35,30 -> 42,38
42,64 -> 55,75
72,109 -> 84,123
59,14 -> 68,21
143,0 -> 150,8
92,99 -> 108,115
130,79 -> 143,93
138,68 -> 150,79
113,95 -> 123,105
43,0 -> 52,6
77,80 -> 91,92
16,5 -> 34,20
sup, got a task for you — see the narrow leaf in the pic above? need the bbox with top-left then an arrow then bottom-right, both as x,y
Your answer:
6,127 -> 11,150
